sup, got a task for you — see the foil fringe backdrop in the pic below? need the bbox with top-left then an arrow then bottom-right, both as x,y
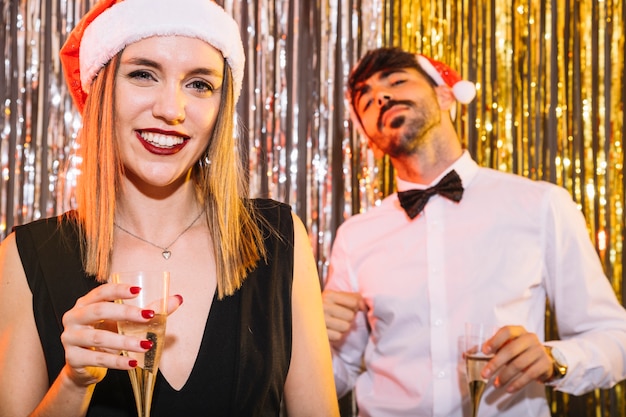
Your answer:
1,0 -> 86,233
1,1 -> 625,416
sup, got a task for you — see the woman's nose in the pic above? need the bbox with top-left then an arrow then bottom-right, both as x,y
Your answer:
153,85 -> 186,124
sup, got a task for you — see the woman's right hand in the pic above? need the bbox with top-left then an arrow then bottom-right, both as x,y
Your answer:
60,283 -> 182,387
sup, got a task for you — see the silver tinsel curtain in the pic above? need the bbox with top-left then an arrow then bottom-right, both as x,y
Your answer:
1,1 -> 625,416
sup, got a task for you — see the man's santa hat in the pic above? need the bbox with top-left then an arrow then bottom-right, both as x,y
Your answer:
416,54 -> 476,120
60,0 -> 245,113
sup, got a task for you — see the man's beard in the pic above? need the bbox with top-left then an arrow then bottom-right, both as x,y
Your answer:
384,108 -> 439,158
376,99 -> 440,158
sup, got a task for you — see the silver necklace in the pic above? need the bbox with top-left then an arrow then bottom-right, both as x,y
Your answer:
114,209 -> 205,259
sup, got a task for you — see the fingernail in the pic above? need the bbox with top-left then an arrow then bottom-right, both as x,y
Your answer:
129,359 -> 138,368
130,286 -> 141,294
483,367 -> 491,378
175,294 -> 184,305
141,309 -> 155,319
140,340 -> 153,350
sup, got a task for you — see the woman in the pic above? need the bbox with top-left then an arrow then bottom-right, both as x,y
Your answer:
0,0 -> 339,416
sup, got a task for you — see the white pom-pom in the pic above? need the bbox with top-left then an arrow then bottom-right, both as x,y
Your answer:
452,80 -> 476,104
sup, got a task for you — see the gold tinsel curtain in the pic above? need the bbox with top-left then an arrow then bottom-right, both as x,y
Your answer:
1,0 -> 624,415
349,1 -> 626,416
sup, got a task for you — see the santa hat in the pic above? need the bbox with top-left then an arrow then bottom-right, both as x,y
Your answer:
60,0 -> 245,113
416,54 -> 476,120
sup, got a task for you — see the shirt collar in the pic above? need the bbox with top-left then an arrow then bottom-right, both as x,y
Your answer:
396,150 -> 479,192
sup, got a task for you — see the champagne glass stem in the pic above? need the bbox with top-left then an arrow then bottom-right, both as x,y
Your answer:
466,354 -> 491,417
121,321 -> 164,417
112,271 -> 169,417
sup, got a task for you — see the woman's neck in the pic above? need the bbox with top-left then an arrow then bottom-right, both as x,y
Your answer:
115,179 -> 203,234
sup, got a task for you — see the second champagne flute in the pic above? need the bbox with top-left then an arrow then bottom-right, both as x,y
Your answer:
464,322 -> 496,417
111,270 -> 170,417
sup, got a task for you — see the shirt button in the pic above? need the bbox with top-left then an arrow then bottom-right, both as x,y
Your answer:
437,371 -> 446,379
434,319 -> 443,326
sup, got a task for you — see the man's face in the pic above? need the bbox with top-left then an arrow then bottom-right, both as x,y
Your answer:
352,67 -> 441,157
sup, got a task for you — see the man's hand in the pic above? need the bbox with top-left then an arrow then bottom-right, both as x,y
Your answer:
322,290 -> 366,342
481,325 -> 555,392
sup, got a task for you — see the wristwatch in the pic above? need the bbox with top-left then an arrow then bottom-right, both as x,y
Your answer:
545,346 -> 568,383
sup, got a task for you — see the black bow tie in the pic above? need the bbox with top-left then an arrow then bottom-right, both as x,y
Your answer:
397,170 -> 464,219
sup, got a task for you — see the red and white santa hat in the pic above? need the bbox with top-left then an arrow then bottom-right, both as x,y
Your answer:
416,54 -> 476,120
60,0 -> 245,113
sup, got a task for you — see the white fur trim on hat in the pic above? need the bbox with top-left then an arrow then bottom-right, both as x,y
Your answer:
80,0 -> 245,103
416,55 -> 446,88
416,54 -> 476,120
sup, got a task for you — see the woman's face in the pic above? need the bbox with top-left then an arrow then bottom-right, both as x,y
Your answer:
114,36 -> 224,190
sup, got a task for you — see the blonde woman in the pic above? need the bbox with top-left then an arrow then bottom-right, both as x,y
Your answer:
0,1 -> 338,416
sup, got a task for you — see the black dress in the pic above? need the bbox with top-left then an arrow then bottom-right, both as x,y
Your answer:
14,199 -> 294,416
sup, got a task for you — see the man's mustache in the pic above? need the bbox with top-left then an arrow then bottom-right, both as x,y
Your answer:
377,100 -> 415,130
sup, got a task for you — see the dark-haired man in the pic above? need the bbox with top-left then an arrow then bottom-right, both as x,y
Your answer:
323,47 -> 626,416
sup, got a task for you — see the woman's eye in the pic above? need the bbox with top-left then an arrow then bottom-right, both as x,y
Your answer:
188,80 -> 213,93
127,70 -> 155,81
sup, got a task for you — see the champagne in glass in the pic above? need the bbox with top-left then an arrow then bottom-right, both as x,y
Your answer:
112,271 -> 170,417
464,322 -> 496,417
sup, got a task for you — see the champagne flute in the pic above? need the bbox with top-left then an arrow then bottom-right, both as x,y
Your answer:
464,322 -> 496,417
111,271 -> 170,417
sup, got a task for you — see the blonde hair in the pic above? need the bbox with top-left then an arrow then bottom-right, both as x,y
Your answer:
72,52 -> 265,299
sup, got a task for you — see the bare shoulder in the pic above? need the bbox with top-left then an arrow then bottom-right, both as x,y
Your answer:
290,211 -> 308,243
0,232 -> 27,293
285,212 -> 340,416
290,211 -> 318,287
0,232 -> 32,313
0,231 -> 49,415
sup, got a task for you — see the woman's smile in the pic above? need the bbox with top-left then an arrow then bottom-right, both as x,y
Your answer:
136,129 -> 190,155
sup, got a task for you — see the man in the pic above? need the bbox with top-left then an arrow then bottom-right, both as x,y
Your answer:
323,47 -> 626,416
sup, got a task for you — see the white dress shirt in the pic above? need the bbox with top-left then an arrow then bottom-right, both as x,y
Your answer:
325,151 -> 626,417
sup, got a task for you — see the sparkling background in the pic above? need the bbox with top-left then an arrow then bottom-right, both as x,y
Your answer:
1,0 -> 624,415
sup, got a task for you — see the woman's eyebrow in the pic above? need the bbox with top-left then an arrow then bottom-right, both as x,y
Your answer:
122,57 -> 223,78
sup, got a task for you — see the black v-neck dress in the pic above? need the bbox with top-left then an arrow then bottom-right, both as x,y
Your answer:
14,199 -> 294,416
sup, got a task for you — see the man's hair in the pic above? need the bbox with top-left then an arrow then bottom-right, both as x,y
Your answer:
348,47 -> 436,109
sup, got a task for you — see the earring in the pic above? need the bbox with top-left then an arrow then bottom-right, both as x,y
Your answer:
198,155 -> 211,168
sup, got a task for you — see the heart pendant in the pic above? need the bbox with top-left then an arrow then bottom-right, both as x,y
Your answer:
162,250 -> 171,260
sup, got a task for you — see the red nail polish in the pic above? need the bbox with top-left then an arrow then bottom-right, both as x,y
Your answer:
130,286 -> 141,294
141,309 -> 155,319
175,294 -> 184,305
129,359 -> 138,368
140,340 -> 153,350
